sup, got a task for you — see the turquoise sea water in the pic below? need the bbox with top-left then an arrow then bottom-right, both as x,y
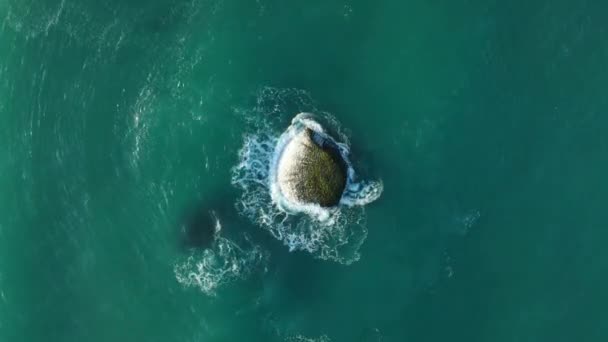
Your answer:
2,1 -> 608,341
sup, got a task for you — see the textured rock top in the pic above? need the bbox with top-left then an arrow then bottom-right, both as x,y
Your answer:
277,128 -> 347,207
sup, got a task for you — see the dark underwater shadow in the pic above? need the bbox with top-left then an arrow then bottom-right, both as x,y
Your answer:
176,183 -> 277,251
177,185 -> 241,250
178,206 -> 219,250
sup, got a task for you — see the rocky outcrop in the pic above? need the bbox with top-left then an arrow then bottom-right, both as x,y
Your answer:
277,128 -> 347,207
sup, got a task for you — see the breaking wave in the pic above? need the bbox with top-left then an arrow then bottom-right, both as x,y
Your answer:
174,216 -> 268,295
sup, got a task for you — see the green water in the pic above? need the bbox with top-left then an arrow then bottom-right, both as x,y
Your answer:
2,0 -> 608,341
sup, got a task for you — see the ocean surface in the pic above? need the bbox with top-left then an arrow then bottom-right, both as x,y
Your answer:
1,1 -> 607,341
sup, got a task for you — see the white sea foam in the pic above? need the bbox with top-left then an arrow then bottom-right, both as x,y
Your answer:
174,233 -> 267,296
284,334 -> 332,342
231,88 -> 382,264
263,314 -> 333,342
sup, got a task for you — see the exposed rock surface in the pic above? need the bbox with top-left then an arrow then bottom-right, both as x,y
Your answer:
277,128 -> 347,207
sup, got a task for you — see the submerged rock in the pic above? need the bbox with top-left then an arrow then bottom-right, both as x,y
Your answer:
277,127 -> 347,207
179,209 -> 220,249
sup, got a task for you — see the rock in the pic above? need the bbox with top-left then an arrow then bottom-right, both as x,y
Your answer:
277,127 -> 347,207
